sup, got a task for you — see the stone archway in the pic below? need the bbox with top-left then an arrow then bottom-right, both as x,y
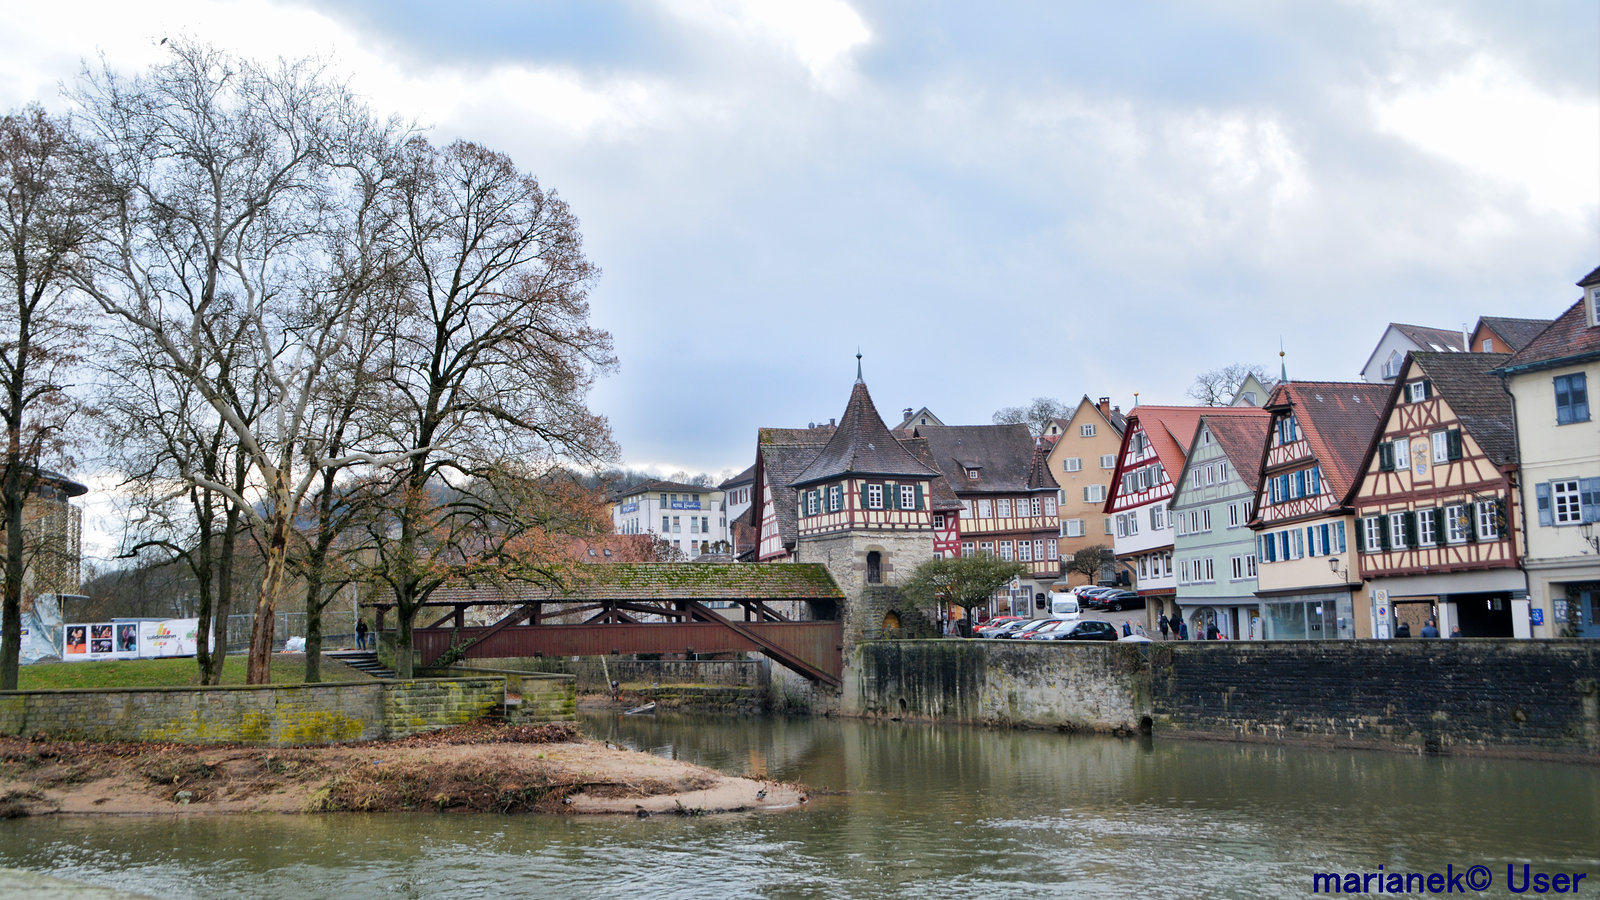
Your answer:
881,610 -> 902,631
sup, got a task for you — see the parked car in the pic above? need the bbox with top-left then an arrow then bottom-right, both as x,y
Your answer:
1047,620 -> 1120,641
974,615 -> 1025,637
976,617 -> 1029,638
1077,587 -> 1120,606
1083,590 -> 1143,611
1009,618 -> 1069,640
1021,619 -> 1077,640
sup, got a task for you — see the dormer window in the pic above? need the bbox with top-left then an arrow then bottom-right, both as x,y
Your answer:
1481,338 -> 1494,352
1406,380 -> 1430,403
966,467 -> 980,479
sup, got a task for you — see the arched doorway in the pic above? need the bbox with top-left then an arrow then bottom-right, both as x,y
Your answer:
866,551 -> 882,584
881,610 -> 901,631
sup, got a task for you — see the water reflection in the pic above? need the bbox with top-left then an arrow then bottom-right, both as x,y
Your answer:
2,713 -> 1594,899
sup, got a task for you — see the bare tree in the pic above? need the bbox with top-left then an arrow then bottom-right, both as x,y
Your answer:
1186,363 -> 1275,406
1066,545 -> 1117,583
992,397 -> 1071,438
71,42 -> 406,683
359,137 -> 616,677
0,107 -> 96,689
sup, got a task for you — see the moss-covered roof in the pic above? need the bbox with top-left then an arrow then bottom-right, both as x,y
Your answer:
410,563 -> 844,606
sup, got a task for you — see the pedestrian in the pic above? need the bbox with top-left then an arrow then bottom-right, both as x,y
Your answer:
1135,623 -> 1147,637
1395,620 -> 1411,638
1450,626 -> 1461,638
1178,619 -> 1189,641
1420,618 -> 1440,638
355,619 -> 369,650
1158,614 -> 1170,640
1122,621 -> 1132,637
1205,622 -> 1219,641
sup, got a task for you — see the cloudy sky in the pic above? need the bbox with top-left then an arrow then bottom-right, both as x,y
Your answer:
5,0 -> 1597,496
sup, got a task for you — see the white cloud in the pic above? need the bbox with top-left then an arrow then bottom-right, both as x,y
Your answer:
662,0 -> 871,90
1372,53 -> 1600,220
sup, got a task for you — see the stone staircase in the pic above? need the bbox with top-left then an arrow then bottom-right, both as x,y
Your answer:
325,650 -> 397,680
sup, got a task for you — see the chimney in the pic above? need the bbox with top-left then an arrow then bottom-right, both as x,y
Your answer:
830,418 -> 836,426
903,407 -> 913,420
1098,396 -> 1111,418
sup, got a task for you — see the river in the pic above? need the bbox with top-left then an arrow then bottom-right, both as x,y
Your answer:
2,712 -> 1595,898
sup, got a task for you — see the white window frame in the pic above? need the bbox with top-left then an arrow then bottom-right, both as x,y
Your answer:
1046,540 -> 1058,561
867,484 -> 884,510
1416,508 -> 1436,545
1084,485 -> 1105,503
900,484 -> 916,510
1100,454 -> 1116,469
1394,439 -> 1409,471
1476,501 -> 1499,540
1031,497 -> 1042,517
1017,540 -> 1031,562
1202,508 -> 1212,532
1406,381 -> 1427,403
1151,504 -> 1165,530
932,513 -> 945,529
961,541 -> 974,558
1043,496 -> 1056,517
997,498 -> 1012,518
1065,457 -> 1082,472
1362,516 -> 1383,552
1065,518 -> 1085,537
1081,423 -> 1096,437
999,540 -> 1013,561
1432,431 -> 1449,464
979,541 -> 994,557
1228,502 -> 1240,527
1552,479 -> 1582,524
829,485 -> 843,511
1444,504 -> 1468,543
978,498 -> 992,518
1388,512 -> 1407,547
1104,517 -> 1114,535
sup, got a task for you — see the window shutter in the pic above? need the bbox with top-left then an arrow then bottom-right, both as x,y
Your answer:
1354,520 -> 1366,552
1535,483 -> 1552,527
860,484 -> 869,508
1294,470 -> 1306,496
1422,380 -> 1432,399
1447,429 -> 1462,461
1408,511 -> 1421,548
1581,478 -> 1600,524
1495,498 -> 1508,538
1465,504 -> 1479,542
1378,516 -> 1390,550
914,483 -> 923,510
1379,443 -> 1394,472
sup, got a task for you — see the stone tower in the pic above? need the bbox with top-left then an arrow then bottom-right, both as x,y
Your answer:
790,365 -> 942,647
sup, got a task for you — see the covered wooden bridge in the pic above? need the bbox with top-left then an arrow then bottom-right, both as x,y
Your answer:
373,563 -> 846,687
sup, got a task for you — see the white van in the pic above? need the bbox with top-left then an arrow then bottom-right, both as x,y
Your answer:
1049,594 -> 1081,619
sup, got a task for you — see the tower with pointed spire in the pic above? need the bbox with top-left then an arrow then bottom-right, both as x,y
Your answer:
790,357 -> 942,649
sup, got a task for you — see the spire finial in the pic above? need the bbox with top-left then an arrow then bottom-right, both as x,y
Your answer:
1279,337 -> 1288,383
855,348 -> 863,384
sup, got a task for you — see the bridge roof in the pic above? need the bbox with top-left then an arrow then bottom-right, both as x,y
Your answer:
404,563 -> 844,607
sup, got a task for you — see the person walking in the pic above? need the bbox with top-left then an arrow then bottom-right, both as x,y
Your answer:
355,619 -> 369,650
1178,619 -> 1189,641
1420,618 -> 1440,638
1122,621 -> 1132,637
1158,613 -> 1170,640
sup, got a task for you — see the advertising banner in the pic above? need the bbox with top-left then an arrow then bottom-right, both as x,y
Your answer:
138,619 -> 199,658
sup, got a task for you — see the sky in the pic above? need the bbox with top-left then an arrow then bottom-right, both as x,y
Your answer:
3,0 -> 1598,559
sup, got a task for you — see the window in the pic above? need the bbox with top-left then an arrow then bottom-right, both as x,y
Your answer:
1445,504 -> 1468,543
1043,496 -> 1056,516
961,541 -> 974,557
933,513 -> 946,529
1475,501 -> 1499,540
1219,461 -> 1229,483
1065,518 -> 1085,537
1482,338 -> 1494,352
966,467 -> 980,479
1362,517 -> 1383,552
691,515 -> 701,532
1550,480 -> 1583,524
1116,515 -> 1127,538
1417,508 -> 1437,545
979,541 -> 994,557
1150,504 -> 1165,530
978,499 -> 993,518
1065,457 -> 1082,472
1202,508 -> 1212,532
659,493 -> 668,505
829,485 -> 843,511
1393,440 -> 1409,471
702,516 -> 709,533
1406,380 -> 1428,403
661,515 -> 670,532
960,500 -> 972,519
997,498 -> 1012,517
1100,454 -> 1116,469
1083,485 -> 1105,503
672,516 -> 681,533
867,484 -> 884,510
1139,556 -> 1148,578
1432,431 -> 1449,464
867,551 -> 882,584
1104,517 -> 1114,535
1081,423 -> 1096,437
1228,502 -> 1240,527
1127,512 -> 1139,535
1203,559 -> 1214,582
900,484 -> 917,510
1555,373 -> 1590,424
1046,541 -> 1058,561
1017,540 -> 1031,562
1388,512 -> 1408,547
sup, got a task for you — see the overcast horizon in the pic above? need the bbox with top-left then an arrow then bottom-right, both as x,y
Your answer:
4,0 -> 1597,565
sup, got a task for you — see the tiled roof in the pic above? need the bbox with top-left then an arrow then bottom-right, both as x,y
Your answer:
419,563 -> 843,604
1200,414 -> 1273,492
913,423 -> 1049,493
1411,351 -> 1518,467
901,436 -> 966,510
1264,381 -> 1390,501
612,478 -> 716,500
757,428 -> 833,550
1124,406 -> 1267,480
1392,323 -> 1467,353
1477,316 -> 1554,353
1498,300 -> 1600,373
719,463 -> 756,490
1579,265 -> 1600,287
793,381 -> 941,486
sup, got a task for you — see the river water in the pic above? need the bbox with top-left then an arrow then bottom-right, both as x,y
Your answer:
2,713 -> 1595,898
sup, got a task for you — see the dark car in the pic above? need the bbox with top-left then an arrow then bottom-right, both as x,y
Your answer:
1094,591 -> 1144,612
1048,620 -> 1120,641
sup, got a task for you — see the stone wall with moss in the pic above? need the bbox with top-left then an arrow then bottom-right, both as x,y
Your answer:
0,677 -> 515,746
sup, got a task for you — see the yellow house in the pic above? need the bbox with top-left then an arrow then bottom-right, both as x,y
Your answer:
1045,396 -> 1126,586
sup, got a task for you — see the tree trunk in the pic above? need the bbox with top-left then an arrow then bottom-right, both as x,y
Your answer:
245,500 -> 291,685
303,573 -> 323,683
394,596 -> 415,679
1,466 -> 24,692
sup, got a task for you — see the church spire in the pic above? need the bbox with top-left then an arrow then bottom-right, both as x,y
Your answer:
855,348 -> 863,384
1279,338 -> 1288,383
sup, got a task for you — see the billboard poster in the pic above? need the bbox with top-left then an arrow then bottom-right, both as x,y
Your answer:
64,624 -> 88,656
138,619 -> 199,658
89,623 -> 114,656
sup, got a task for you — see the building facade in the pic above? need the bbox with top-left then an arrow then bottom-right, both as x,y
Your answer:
1250,382 -> 1389,640
610,479 -> 729,558
1494,271 -> 1600,638
1352,351 -> 1527,638
1045,396 -> 1126,586
1171,413 -> 1270,640
1360,322 -> 1467,384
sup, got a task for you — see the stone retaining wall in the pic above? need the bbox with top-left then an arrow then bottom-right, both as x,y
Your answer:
0,677 -> 515,746
465,656 -> 768,691
849,638 -> 1600,759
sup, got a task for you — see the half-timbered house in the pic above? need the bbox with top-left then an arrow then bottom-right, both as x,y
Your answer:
750,425 -> 836,563
1045,396 -> 1126,586
909,423 -> 1063,613
1250,381 -> 1389,640
1352,351 -> 1527,638
1171,412 -> 1270,639
1492,269 -> 1600,639
1104,405 -> 1266,631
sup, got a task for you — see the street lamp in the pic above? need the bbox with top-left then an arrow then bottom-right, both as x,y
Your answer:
1328,556 -> 1348,583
